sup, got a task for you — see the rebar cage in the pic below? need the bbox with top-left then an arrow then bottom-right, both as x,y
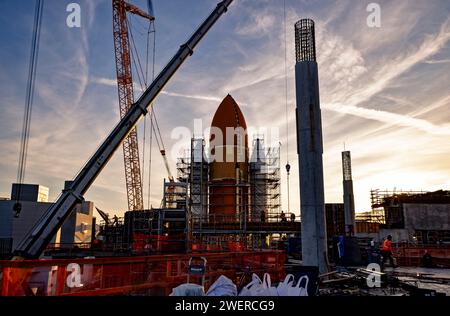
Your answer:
295,19 -> 316,62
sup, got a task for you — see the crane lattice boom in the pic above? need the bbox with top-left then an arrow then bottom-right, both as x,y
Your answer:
112,0 -> 154,211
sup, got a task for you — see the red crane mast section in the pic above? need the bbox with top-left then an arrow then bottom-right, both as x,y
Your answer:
112,0 -> 154,211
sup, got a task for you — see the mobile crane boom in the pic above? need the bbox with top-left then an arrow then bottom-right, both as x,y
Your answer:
13,0 -> 233,259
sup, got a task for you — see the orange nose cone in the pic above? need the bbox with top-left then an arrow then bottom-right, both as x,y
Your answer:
211,94 -> 248,134
209,95 -> 249,222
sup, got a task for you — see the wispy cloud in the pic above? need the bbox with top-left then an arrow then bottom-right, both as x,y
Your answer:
90,77 -> 116,86
223,11 -> 450,137
236,14 -> 275,37
160,91 -> 222,102
91,77 -> 224,102
411,94 -> 450,117
323,102 -> 450,136
424,59 -> 450,64
345,17 -> 450,107
234,4 -> 275,37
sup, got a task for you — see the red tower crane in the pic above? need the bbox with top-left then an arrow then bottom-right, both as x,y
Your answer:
112,0 -> 154,211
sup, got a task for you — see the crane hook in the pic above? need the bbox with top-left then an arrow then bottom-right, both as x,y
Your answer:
285,163 -> 291,175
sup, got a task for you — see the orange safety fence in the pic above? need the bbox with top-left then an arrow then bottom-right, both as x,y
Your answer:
392,244 -> 450,267
0,250 -> 285,296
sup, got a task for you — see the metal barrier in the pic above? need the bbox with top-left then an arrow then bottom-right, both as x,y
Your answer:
0,250 -> 285,296
393,244 -> 450,267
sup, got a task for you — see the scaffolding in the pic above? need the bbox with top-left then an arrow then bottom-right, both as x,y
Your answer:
100,217 -> 128,252
175,136 -> 290,251
95,181 -> 188,255
355,209 -> 386,224
92,136 -> 294,255
95,207 -> 187,256
370,189 -> 430,209
93,135 -> 293,255
90,136 -> 294,255
370,189 -> 450,229
162,180 -> 188,210
177,138 -> 208,215
249,137 -> 281,222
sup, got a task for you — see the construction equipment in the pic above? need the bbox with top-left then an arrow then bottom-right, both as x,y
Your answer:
13,0 -> 234,259
112,0 -> 154,211
148,112 -> 177,207
95,207 -> 111,225
160,148 -> 176,207
160,149 -> 174,182
150,115 -> 175,181
161,152 -> 177,208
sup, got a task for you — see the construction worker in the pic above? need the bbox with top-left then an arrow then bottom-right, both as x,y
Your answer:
368,239 -> 375,264
422,250 -> 434,268
280,211 -> 287,222
380,235 -> 397,269
290,213 -> 296,222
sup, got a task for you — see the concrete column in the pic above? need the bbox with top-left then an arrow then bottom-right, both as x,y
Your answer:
295,19 -> 328,274
342,151 -> 356,235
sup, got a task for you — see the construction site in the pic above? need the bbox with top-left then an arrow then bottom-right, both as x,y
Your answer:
1,0 -> 450,298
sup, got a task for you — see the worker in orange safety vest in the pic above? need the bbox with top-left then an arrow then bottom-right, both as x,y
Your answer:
380,235 -> 397,269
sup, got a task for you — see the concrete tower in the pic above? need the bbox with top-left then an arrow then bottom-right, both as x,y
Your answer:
209,95 -> 249,222
342,151 -> 356,236
295,19 -> 328,273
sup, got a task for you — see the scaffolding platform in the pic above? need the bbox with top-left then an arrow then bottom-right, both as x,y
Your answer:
192,217 -> 300,234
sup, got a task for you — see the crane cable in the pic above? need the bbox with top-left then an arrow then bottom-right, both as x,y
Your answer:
127,16 -> 147,194
146,20 -> 156,210
133,20 -> 173,206
139,22 -> 174,207
283,0 -> 291,216
145,38 -> 163,209
14,0 -> 45,218
127,15 -> 160,209
128,18 -> 146,91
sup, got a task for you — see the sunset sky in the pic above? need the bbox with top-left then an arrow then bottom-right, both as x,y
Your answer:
1,0 -> 449,217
